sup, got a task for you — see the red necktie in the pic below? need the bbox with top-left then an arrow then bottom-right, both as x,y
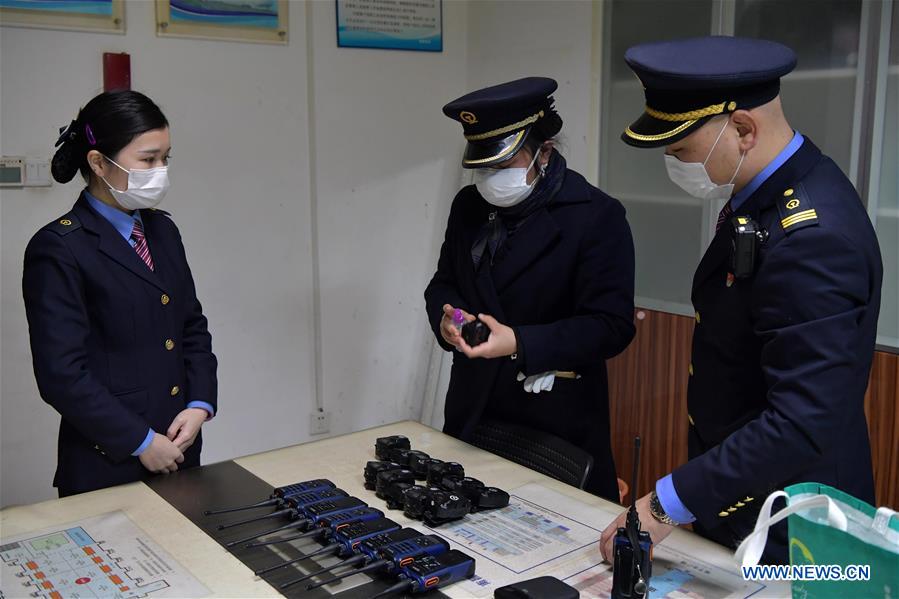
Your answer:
131,220 -> 155,271
715,200 -> 733,232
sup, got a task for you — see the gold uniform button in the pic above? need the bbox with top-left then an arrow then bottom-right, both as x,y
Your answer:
695,311 -> 700,324
744,496 -> 754,502
719,511 -> 730,517
688,413 -> 695,426
735,501 -> 746,507
784,188 -> 794,197
60,219 -> 72,226
689,363 -> 694,376
165,339 -> 175,351
170,386 -> 180,396
161,294 -> 170,305
727,507 -> 738,513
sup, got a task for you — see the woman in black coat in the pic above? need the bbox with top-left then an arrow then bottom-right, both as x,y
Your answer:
23,91 -> 217,496
424,78 -> 635,500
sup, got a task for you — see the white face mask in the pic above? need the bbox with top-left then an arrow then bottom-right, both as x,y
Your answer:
473,147 -> 542,207
101,156 -> 170,211
664,119 -> 745,201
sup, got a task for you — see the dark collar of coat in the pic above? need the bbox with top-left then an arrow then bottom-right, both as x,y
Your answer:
473,168 -> 592,295
739,135 -> 823,218
72,192 -> 167,292
546,168 -> 593,207
693,136 -> 823,289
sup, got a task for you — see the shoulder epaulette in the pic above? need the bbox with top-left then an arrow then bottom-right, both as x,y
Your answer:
777,183 -> 818,234
44,213 -> 82,236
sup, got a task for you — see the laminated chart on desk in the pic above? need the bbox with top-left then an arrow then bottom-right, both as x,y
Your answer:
423,484 -> 765,599
0,511 -> 209,599
564,544 -> 766,599
422,483 -> 609,596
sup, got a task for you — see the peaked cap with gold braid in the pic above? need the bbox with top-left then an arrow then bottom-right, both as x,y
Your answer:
622,36 -> 797,148
443,77 -> 562,168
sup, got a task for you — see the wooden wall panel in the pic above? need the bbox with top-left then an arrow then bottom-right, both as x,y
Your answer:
607,309 -> 692,504
865,350 -> 899,509
607,308 -> 899,511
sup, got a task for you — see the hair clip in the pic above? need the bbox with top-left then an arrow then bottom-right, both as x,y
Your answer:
55,120 -> 77,147
85,124 -> 97,146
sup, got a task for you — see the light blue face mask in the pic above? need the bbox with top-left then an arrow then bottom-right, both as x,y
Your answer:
473,148 -> 542,208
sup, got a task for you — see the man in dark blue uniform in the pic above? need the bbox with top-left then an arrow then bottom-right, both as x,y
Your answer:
600,37 -> 882,564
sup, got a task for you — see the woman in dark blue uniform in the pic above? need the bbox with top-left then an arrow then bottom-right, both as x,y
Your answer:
424,78 -> 636,500
23,90 -> 218,497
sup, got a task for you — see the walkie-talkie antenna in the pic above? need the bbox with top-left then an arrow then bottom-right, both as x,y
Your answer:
305,557 -> 386,590
631,436 -> 641,509
254,543 -> 339,576
370,579 -> 414,599
217,507 -> 292,530
204,497 -> 279,515
245,527 -> 320,549
626,436 -> 641,528
225,519 -> 305,548
279,554 -> 368,589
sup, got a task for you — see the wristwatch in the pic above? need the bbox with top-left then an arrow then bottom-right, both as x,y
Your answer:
649,490 -> 679,526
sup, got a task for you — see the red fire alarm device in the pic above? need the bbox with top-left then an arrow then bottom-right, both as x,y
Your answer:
103,52 -> 131,92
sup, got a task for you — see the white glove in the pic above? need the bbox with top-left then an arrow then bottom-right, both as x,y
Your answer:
516,371 -> 556,393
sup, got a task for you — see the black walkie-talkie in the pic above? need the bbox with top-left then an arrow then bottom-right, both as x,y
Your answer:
611,436 -> 652,599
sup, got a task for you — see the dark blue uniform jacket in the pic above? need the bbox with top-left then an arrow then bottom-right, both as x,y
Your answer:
23,193 -> 217,495
425,169 -> 636,499
675,138 -> 881,563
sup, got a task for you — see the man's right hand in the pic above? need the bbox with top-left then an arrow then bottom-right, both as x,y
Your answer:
139,432 -> 185,474
440,304 -> 475,348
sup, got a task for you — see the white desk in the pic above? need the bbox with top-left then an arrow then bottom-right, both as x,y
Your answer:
2,421 -> 789,598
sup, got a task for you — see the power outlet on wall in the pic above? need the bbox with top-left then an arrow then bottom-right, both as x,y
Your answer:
310,410 -> 331,435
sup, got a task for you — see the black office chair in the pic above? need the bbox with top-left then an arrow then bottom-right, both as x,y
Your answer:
470,419 -> 594,490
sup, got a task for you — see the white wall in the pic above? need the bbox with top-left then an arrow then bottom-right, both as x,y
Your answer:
306,0 -> 467,434
1,0 -> 316,506
1,0 -> 601,507
465,0 -> 601,182
0,0 -> 469,506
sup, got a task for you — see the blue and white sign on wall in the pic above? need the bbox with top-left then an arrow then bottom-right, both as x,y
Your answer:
0,0 -> 125,33
336,0 -> 442,52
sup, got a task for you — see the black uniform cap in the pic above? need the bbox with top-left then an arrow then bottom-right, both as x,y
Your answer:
442,77 -> 562,168
622,36 -> 796,148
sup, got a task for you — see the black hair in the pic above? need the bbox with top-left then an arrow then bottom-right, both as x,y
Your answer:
51,90 -> 168,184
523,101 -> 563,156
